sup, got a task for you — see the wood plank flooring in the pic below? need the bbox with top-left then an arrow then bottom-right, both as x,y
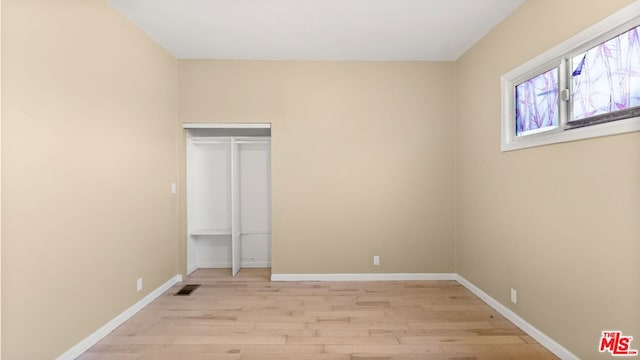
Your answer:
79,268 -> 558,360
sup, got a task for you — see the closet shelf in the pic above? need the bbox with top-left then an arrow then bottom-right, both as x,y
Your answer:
190,229 -> 232,236
240,230 -> 272,235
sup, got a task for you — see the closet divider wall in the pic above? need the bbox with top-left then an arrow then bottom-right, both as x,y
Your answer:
184,123 -> 271,276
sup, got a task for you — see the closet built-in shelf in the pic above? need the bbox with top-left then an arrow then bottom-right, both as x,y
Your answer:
190,229 -> 272,236
190,229 -> 232,236
240,230 -> 272,235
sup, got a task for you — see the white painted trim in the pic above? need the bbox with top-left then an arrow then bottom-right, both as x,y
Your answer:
55,274 -> 183,360
271,273 -> 456,281
53,271 -> 579,359
455,274 -> 579,360
271,272 -> 577,358
501,113 -> 640,152
182,122 -> 271,129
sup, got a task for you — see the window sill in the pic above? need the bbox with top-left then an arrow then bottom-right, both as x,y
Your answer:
501,116 -> 640,152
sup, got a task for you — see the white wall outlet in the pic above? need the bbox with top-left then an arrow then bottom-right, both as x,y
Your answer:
171,183 -> 177,194
137,278 -> 143,292
510,288 -> 517,304
373,255 -> 380,266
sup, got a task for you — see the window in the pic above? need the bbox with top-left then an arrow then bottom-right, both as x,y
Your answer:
515,67 -> 559,136
570,26 -> 640,125
501,2 -> 640,151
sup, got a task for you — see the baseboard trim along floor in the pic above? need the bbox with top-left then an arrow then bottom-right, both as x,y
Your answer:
272,272 -> 578,359
60,271 -> 578,360
270,273 -> 457,281
454,274 -> 578,360
55,274 -> 183,360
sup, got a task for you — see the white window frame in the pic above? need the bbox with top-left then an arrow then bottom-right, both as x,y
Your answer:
501,1 -> 640,152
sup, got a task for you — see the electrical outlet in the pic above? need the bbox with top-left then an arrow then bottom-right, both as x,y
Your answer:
137,278 -> 143,292
373,256 -> 380,266
510,288 -> 517,304
171,183 -> 177,194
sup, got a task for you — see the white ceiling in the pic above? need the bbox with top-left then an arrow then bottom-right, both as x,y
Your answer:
108,0 -> 524,61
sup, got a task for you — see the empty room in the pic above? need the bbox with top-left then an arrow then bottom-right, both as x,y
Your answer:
1,0 -> 639,359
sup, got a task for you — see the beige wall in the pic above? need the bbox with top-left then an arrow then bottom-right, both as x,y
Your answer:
455,0 -> 640,358
179,60 -> 456,275
1,0 -> 178,358
3,0 -> 638,358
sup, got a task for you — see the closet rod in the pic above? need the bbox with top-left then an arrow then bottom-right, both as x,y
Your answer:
189,140 -> 230,145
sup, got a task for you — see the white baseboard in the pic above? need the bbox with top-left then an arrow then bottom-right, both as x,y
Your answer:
271,273 -> 456,281
55,271 -> 577,360
271,272 -> 577,359
55,274 -> 183,360
455,274 -> 578,360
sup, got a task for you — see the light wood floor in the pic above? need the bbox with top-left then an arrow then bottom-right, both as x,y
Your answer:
79,268 -> 558,360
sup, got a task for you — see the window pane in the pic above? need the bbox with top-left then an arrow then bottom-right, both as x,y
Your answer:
572,26 -> 640,121
515,68 -> 559,136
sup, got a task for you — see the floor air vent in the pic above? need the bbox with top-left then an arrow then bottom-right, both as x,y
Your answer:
175,284 -> 201,296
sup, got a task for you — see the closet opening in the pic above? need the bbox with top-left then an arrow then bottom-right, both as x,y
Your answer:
184,123 -> 271,276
